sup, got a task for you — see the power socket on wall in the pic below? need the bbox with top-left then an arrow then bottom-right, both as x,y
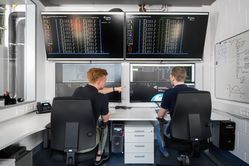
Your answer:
240,108 -> 249,118
27,103 -> 35,112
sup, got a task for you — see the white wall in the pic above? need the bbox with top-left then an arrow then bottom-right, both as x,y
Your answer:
33,0 -> 46,102
26,2 -> 36,101
208,0 -> 249,163
0,46 -> 7,95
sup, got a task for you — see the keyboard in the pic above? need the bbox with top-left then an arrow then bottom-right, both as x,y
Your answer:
114,105 -> 132,109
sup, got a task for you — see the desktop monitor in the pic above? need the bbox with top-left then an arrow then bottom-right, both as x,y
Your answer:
41,12 -> 124,60
130,64 -> 195,102
55,63 -> 122,102
126,12 -> 209,60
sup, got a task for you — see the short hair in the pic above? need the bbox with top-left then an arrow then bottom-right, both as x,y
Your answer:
87,68 -> 108,84
171,66 -> 186,82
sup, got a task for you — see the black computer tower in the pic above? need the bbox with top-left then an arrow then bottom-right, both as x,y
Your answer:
212,120 -> 235,150
111,122 -> 124,153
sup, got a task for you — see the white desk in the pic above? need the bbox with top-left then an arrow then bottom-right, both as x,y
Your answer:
110,107 -> 157,121
210,111 -> 230,121
0,108 -> 229,151
110,107 -> 229,121
0,112 -> 50,150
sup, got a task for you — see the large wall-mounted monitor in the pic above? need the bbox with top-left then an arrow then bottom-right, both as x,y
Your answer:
126,12 -> 208,60
41,12 -> 124,60
130,64 -> 195,102
55,63 -> 122,102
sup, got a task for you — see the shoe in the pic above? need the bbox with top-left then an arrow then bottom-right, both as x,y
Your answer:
177,155 -> 190,165
177,155 -> 184,161
94,154 -> 110,165
100,154 -> 110,161
159,147 -> 169,158
177,155 -> 189,161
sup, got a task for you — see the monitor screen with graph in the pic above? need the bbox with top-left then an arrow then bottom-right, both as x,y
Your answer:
130,64 -> 195,102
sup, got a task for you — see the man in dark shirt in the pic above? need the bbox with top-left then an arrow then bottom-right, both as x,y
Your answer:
73,84 -> 109,122
72,68 -> 111,165
156,66 -> 198,158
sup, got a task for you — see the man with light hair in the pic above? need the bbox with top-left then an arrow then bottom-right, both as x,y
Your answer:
156,66 -> 198,158
73,68 -> 111,165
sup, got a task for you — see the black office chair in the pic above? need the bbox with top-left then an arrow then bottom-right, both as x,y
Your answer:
50,97 -> 98,166
163,91 -> 212,165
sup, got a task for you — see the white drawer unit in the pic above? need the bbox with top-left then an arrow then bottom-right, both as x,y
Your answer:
124,152 -> 154,164
125,132 -> 154,142
125,142 -> 154,152
124,121 -> 154,164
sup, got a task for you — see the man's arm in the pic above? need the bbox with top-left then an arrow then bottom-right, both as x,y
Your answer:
100,94 -> 111,123
101,112 -> 111,122
99,86 -> 124,94
157,107 -> 168,119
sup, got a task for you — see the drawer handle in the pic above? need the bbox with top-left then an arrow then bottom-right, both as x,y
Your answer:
134,134 -> 145,137
134,145 -> 145,148
134,130 -> 144,132
134,155 -> 145,158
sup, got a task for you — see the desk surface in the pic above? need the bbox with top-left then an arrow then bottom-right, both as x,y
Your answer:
110,107 -> 229,121
0,112 -> 50,150
110,107 -> 157,121
0,108 -> 229,151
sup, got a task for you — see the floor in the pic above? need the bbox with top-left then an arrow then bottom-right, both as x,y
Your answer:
105,146 -> 216,166
33,142 -> 218,166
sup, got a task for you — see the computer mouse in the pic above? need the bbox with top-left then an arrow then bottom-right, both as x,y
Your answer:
17,98 -> 24,102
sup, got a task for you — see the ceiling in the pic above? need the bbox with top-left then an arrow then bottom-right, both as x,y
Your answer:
39,0 -> 216,7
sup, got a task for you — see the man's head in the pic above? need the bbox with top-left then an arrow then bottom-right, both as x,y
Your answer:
170,67 -> 186,86
87,68 -> 108,90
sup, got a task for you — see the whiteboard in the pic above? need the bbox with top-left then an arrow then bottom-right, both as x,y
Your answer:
215,30 -> 249,103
